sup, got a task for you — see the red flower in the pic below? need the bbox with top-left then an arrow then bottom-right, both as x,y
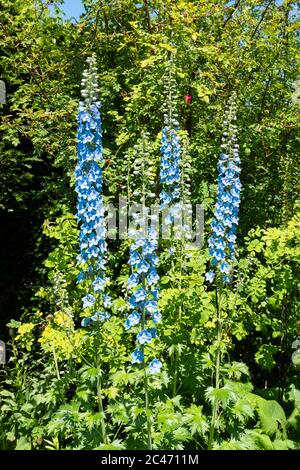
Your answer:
184,95 -> 192,105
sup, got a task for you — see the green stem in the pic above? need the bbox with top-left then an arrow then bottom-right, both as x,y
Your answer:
52,341 -> 60,381
141,273 -> 152,450
173,241 -> 183,398
94,320 -> 108,445
143,364 -> 152,449
97,371 -> 108,444
207,281 -> 223,450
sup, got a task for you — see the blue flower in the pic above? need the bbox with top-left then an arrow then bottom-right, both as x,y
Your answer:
151,312 -> 162,324
147,267 -> 159,286
101,312 -> 111,321
149,328 -> 157,339
147,253 -> 159,267
103,294 -> 112,308
129,295 -> 137,308
219,261 -> 230,274
137,260 -> 150,274
148,358 -> 162,374
125,311 -> 141,330
91,311 -> 110,322
145,299 -> 158,314
205,270 -> 215,284
77,271 -> 85,284
92,277 -> 108,292
142,240 -> 157,255
81,317 -> 91,327
129,251 -> 141,266
150,289 -> 159,301
128,272 -> 140,289
137,329 -> 153,345
133,287 -> 148,302
131,349 -> 144,364
82,294 -> 96,309
160,126 -> 181,215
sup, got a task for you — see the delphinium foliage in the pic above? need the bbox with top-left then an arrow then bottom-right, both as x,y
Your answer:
75,54 -> 110,443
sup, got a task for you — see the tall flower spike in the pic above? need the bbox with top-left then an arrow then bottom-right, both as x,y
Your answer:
207,92 -> 241,284
75,55 -> 111,325
53,271 -> 71,313
160,58 -> 182,225
125,133 -> 162,374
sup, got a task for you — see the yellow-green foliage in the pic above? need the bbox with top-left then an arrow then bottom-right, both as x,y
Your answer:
39,311 -> 85,361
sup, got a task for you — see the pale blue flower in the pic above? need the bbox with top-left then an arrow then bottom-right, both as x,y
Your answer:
83,294 -> 96,309
137,330 -> 153,345
92,277 -> 108,292
125,311 -> 141,330
148,358 -> 162,374
133,287 -> 148,302
151,312 -> 162,324
147,267 -> 159,286
137,260 -> 150,274
131,349 -> 144,364
128,272 -> 140,289
91,311 -> 110,322
145,299 -> 158,314
129,251 -> 141,266
103,294 -> 112,308
205,270 -> 215,284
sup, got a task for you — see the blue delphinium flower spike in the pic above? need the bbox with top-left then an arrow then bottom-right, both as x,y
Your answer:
76,55 -> 111,326
207,92 -> 241,284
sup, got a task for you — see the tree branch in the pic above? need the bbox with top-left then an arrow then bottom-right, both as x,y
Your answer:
250,0 -> 274,42
143,0 -> 152,32
222,0 -> 242,28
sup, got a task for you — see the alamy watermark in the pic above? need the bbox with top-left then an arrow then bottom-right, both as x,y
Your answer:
100,197 -> 204,249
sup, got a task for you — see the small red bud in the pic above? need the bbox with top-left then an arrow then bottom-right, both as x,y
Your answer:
184,95 -> 192,105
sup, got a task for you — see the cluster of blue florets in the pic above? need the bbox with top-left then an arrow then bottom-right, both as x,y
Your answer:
75,56 -> 111,326
126,225 -> 162,374
160,59 -> 182,226
206,93 -> 241,284
160,125 -> 181,220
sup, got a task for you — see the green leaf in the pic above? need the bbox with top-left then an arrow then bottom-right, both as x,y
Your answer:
257,399 -> 287,437
255,344 -> 278,371
16,436 -> 31,450
255,433 -> 274,450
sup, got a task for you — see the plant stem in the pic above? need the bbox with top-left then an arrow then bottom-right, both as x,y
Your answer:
52,341 -> 60,381
143,364 -> 152,449
141,273 -> 152,450
207,281 -> 223,450
173,241 -> 183,398
96,371 -> 108,444
94,322 -> 108,445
